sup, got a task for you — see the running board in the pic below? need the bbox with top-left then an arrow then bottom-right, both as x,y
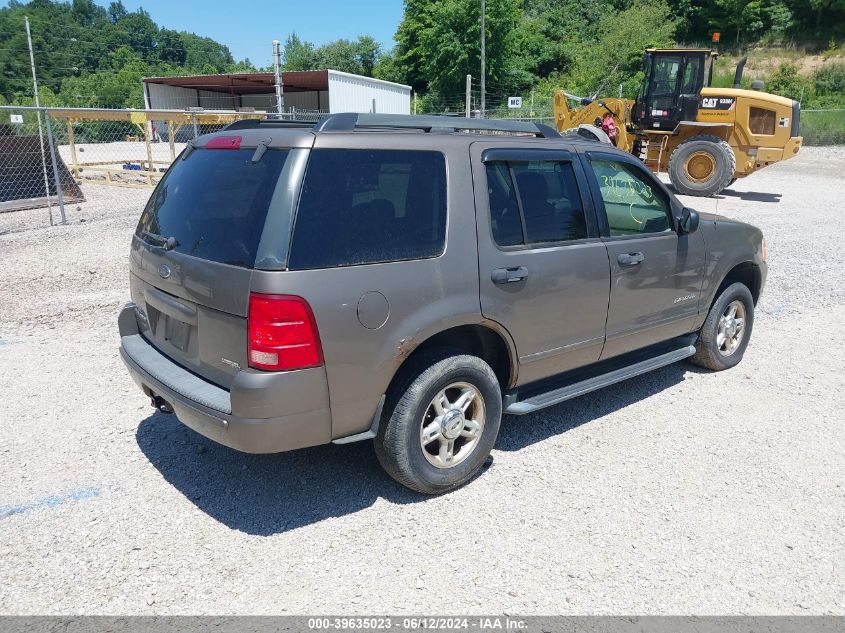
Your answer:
504,343 -> 697,415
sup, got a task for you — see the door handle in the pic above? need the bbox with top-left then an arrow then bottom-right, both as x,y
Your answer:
617,252 -> 645,267
492,266 -> 529,284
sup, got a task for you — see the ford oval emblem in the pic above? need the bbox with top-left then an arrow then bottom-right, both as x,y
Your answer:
158,263 -> 171,279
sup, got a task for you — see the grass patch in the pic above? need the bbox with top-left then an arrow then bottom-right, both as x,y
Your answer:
800,110 -> 845,145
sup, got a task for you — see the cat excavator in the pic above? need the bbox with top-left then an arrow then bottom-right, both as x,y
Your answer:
553,48 -> 802,196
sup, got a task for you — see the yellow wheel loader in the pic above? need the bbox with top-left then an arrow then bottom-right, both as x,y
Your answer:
553,48 -> 803,196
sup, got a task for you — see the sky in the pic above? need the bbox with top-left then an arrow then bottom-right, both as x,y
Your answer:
9,0 -> 406,67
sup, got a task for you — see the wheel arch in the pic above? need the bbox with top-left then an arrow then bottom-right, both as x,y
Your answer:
713,261 -> 763,307
389,322 -> 517,396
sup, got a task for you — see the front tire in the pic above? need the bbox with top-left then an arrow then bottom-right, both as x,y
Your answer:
690,282 -> 755,371
668,135 -> 736,197
375,351 -> 502,494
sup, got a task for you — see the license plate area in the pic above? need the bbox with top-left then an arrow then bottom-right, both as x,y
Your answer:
164,316 -> 191,352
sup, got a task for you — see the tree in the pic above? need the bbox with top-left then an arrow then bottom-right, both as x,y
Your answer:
566,0 -> 677,98
157,29 -> 186,66
394,0 -> 522,96
355,35 -> 381,76
0,0 -> 250,104
107,1 -> 127,24
767,62 -> 811,100
282,33 -> 317,71
374,48 -> 406,84
315,39 -> 361,73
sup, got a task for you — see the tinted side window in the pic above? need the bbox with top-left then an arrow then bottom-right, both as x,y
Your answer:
486,160 -> 587,246
513,162 -> 587,243
289,150 -> 446,270
485,162 -> 523,246
590,159 -> 672,236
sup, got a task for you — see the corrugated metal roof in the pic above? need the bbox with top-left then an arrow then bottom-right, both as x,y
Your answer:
142,70 -> 329,94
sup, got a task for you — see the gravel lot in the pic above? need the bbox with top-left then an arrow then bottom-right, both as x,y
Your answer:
1,147 -> 843,615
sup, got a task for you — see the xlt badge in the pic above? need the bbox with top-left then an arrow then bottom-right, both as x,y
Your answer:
221,358 -> 241,371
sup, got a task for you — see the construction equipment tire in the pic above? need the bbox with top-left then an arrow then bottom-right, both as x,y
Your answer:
668,135 -> 736,197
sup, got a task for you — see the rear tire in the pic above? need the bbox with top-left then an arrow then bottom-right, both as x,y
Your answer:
690,282 -> 754,371
374,350 -> 502,495
668,135 -> 736,197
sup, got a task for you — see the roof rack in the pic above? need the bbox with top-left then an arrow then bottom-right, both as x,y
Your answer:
221,113 -> 561,138
313,113 -> 560,138
222,118 -> 316,131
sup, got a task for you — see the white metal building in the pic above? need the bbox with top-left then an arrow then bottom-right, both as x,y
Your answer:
142,70 -> 411,115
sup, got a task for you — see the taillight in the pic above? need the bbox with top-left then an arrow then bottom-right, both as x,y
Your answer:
247,293 -> 323,371
206,135 -> 242,149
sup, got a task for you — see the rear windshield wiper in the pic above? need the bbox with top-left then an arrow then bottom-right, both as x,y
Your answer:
141,230 -> 179,250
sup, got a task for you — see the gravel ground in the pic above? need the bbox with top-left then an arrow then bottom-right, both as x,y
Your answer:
1,147 -> 843,615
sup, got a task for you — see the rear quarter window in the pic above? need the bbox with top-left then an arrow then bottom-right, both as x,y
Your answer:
288,149 -> 447,270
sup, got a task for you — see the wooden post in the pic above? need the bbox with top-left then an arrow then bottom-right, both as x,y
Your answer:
141,121 -> 154,173
65,117 -> 80,178
167,119 -> 176,162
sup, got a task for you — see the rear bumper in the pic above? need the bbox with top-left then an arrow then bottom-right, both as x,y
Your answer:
756,136 -> 802,165
119,304 -> 332,454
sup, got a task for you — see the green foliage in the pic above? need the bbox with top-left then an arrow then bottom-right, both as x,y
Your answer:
281,33 -> 318,71
393,0 -> 523,95
392,0 -> 679,110
0,0 -> 241,106
2,0 -> 842,117
568,0 -> 677,98
669,0 -> 845,43
282,33 -> 383,76
809,61 -> 845,107
800,110 -> 845,145
766,62 -> 811,100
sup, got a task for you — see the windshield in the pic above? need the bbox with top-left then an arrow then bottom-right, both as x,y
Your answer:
136,148 -> 290,268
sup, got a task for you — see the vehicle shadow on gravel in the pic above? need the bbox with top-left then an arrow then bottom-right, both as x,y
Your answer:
136,362 -> 703,535
136,413 -> 415,535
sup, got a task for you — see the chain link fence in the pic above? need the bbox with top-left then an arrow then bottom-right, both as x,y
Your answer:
799,109 -> 845,146
0,107 -> 77,225
0,105 -> 327,232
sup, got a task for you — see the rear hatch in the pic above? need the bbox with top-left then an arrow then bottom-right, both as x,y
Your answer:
129,132 -> 311,389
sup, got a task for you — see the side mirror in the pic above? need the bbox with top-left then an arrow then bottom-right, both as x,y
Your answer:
678,207 -> 700,234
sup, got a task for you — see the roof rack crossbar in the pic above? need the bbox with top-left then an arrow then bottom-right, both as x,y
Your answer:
313,113 -> 559,138
223,119 -> 316,131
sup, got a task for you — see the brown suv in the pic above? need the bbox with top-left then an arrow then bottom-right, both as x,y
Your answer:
119,113 -> 767,494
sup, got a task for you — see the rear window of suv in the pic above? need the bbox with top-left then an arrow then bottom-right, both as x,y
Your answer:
136,148 -> 289,268
288,149 -> 447,270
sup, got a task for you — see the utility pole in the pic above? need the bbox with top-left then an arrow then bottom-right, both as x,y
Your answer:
480,0 -> 486,118
465,74 -> 472,118
25,16 -> 56,225
272,39 -> 285,116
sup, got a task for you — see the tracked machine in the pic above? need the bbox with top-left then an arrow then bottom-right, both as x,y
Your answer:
553,48 -> 803,196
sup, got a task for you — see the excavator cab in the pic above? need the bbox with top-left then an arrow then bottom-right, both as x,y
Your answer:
633,49 -> 714,131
